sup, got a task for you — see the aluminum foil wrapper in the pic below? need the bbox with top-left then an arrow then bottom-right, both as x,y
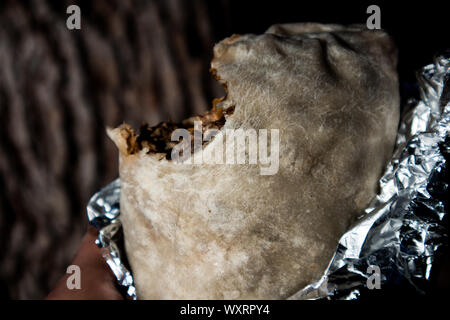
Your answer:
87,54 -> 449,300
87,179 -> 137,300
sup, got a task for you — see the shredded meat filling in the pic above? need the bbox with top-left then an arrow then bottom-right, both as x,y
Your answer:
119,104 -> 234,159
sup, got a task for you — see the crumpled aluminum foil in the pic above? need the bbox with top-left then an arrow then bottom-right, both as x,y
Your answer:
87,54 -> 449,300
87,179 -> 137,299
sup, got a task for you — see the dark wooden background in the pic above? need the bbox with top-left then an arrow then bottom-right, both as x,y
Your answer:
0,0 -> 447,299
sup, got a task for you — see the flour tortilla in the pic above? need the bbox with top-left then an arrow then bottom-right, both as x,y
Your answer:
108,23 -> 399,299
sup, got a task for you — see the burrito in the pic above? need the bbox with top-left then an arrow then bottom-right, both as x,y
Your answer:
108,23 -> 400,299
